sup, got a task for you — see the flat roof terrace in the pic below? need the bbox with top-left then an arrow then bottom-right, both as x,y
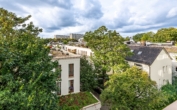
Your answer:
51,49 -> 80,60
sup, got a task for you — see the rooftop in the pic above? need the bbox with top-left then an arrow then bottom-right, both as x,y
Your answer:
164,46 -> 177,53
51,49 -> 80,60
126,46 -> 164,65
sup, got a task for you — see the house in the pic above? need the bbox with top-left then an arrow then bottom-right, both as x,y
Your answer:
164,46 -> 177,77
51,49 -> 80,96
126,46 -> 172,88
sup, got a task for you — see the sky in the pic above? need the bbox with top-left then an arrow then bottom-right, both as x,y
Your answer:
1,0 -> 177,38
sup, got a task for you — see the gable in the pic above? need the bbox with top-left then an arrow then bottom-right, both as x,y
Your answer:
126,46 -> 163,65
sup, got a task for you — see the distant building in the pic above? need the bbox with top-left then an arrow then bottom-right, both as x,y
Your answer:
54,33 -> 84,40
70,33 -> 84,40
54,35 -> 69,39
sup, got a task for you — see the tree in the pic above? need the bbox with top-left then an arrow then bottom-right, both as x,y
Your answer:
100,67 -> 168,110
0,8 -> 59,110
132,33 -> 145,42
80,56 -> 97,91
161,83 -> 177,105
161,76 -> 177,106
124,36 -> 130,41
154,27 -> 177,42
84,26 -> 132,87
141,33 -> 149,41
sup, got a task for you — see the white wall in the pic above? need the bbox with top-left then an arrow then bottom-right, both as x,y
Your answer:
151,50 -> 172,88
58,58 -> 80,95
169,53 -> 177,77
62,45 -> 93,56
127,61 -> 150,75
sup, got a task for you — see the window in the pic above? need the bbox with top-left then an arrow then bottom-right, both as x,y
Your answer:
176,67 -> 177,71
69,64 -> 74,77
69,80 -> 74,93
58,65 -> 61,78
163,66 -> 165,73
56,81 -> 61,95
134,63 -> 142,70
131,50 -> 134,52
137,51 -> 142,55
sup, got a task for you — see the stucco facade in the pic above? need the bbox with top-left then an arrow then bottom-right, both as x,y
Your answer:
58,57 -> 80,95
168,53 -> 177,77
150,50 -> 172,88
51,49 -> 81,96
127,49 -> 172,88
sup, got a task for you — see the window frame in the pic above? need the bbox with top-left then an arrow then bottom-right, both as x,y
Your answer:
69,64 -> 74,77
69,80 -> 74,93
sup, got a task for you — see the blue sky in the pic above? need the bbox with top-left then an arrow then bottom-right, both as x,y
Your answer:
1,0 -> 177,38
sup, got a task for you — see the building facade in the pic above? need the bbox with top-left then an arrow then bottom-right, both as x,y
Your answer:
52,50 -> 80,95
70,33 -> 84,40
54,35 -> 69,39
126,46 -> 172,88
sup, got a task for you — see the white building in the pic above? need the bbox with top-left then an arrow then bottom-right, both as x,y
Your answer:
70,33 -> 84,40
62,45 -> 93,57
54,35 -> 69,39
164,46 -> 177,77
52,50 -> 80,95
126,46 -> 172,88
62,45 -> 173,88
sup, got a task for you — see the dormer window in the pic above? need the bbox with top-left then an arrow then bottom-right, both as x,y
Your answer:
137,51 -> 142,55
134,63 -> 142,70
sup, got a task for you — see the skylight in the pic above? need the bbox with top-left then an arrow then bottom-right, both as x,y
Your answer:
137,51 -> 142,55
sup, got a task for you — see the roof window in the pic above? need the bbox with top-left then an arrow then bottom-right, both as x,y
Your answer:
137,51 -> 142,55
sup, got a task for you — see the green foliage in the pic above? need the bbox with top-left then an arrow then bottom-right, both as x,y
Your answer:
59,92 -> 98,110
133,33 -> 145,42
100,67 -> 168,110
0,8 -> 59,110
80,56 -> 97,91
154,27 -> 177,42
124,36 -> 130,41
133,32 -> 155,42
63,39 -> 68,44
84,26 -> 132,86
141,33 -> 149,41
161,77 -> 177,108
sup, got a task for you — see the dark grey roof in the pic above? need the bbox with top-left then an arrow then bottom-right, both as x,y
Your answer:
126,46 -> 163,65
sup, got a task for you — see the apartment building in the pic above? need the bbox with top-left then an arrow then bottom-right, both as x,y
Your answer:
52,50 -> 80,95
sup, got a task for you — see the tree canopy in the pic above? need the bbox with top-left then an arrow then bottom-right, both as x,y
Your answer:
0,8 -> 59,110
100,67 -> 168,110
154,27 -> 177,42
80,56 -> 97,91
84,26 -> 132,87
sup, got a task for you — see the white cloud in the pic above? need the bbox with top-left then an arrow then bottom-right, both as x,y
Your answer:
167,7 -> 177,18
1,0 -> 177,38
